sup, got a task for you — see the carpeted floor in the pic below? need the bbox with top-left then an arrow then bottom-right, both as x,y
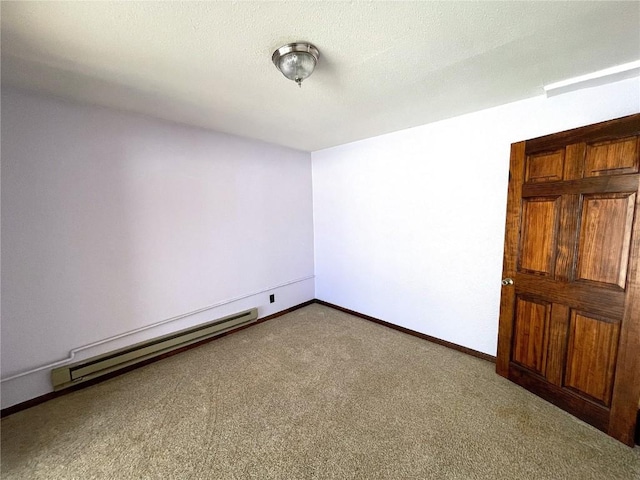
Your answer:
1,303 -> 639,479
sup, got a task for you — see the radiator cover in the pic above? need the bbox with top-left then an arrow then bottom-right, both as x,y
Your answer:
51,308 -> 258,390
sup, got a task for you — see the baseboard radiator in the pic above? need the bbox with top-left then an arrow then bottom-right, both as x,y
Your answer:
51,308 -> 258,391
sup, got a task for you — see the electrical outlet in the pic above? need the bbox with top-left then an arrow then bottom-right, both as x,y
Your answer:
269,294 -> 275,303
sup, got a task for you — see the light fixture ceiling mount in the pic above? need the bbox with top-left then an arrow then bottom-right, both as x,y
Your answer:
272,42 -> 320,87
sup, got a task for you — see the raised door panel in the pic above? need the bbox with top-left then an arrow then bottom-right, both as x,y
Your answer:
576,193 -> 636,288
512,297 -> 550,375
545,304 -> 570,386
525,150 -> 565,183
518,197 -> 560,276
585,137 -> 639,177
564,311 -> 621,406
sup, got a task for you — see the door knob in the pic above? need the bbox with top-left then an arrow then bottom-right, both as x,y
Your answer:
502,278 -> 514,286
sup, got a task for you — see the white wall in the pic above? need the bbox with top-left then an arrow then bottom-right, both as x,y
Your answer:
1,89 -> 314,408
312,77 -> 640,357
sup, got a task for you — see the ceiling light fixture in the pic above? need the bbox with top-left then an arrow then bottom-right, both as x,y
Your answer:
272,42 -> 320,87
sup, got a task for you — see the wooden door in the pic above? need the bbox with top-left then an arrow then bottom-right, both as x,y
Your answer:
496,114 -> 640,446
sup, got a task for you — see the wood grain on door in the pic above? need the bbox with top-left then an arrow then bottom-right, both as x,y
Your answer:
497,114 -> 640,446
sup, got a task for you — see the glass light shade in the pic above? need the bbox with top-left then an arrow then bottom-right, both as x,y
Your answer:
278,52 -> 316,83
272,43 -> 320,87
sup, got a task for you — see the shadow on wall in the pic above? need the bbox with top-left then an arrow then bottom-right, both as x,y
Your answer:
0,100 -> 139,381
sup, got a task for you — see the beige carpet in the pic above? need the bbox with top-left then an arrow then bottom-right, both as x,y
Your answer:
2,303 -> 639,479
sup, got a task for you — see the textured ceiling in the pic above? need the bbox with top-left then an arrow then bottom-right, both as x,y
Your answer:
2,1 -> 639,151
